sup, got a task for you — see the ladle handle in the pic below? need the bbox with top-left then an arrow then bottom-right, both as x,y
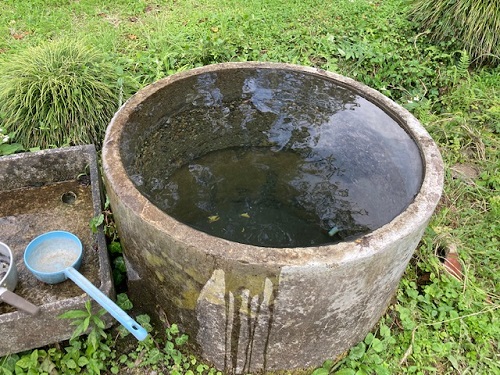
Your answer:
0,287 -> 40,316
64,267 -> 148,341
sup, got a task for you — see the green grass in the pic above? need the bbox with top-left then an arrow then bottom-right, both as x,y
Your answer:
0,0 -> 499,374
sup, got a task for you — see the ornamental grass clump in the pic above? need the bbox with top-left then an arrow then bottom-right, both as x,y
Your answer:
409,0 -> 499,66
0,39 -> 119,149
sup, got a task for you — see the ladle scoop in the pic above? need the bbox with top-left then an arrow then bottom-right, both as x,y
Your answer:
24,231 -> 147,341
0,242 -> 40,315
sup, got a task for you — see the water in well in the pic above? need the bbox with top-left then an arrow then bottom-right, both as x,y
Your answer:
129,70 -> 424,247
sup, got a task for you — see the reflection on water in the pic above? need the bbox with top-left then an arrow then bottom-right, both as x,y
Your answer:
159,147 -> 337,247
131,69 -> 423,247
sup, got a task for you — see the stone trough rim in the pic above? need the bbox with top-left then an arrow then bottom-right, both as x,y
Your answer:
102,61 -> 444,267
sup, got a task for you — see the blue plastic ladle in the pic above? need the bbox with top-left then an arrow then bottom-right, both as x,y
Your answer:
24,231 -> 147,341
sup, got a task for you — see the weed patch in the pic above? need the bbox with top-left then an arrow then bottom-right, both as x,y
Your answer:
0,39 -> 121,149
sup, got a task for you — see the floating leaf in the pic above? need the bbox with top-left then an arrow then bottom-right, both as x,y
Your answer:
208,215 -> 220,223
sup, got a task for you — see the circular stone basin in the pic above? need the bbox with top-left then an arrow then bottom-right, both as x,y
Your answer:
102,62 -> 443,373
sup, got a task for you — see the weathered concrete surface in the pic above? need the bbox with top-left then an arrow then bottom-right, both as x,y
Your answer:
0,145 -> 113,356
102,62 -> 444,373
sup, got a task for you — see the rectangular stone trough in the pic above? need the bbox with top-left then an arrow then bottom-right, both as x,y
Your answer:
0,145 -> 114,356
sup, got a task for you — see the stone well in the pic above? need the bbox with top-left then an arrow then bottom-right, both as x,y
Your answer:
102,62 -> 443,373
